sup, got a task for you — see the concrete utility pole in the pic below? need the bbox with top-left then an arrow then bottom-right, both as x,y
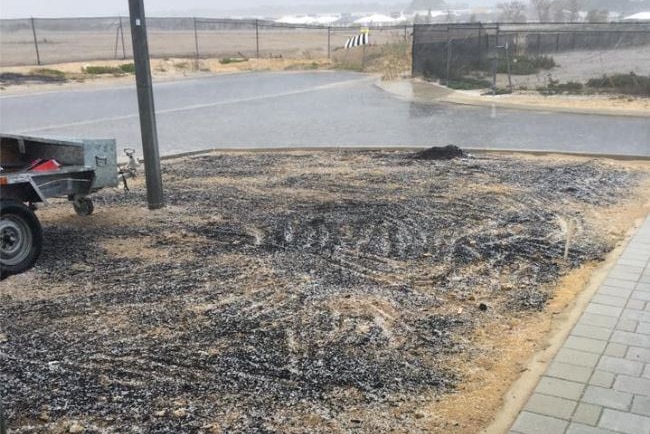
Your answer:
128,0 -> 164,209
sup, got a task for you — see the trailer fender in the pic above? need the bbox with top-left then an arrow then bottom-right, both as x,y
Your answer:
0,175 -> 48,204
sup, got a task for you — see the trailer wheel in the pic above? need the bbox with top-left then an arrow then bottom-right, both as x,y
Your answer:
73,196 -> 94,216
0,200 -> 43,278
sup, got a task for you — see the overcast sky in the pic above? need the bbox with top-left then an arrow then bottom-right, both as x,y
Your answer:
1,1 -> 383,18
0,0 -> 495,19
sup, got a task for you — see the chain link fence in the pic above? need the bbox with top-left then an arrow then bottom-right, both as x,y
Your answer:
412,22 -> 650,88
0,17 -> 412,67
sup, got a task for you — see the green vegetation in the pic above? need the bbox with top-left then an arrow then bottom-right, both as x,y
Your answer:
483,87 -> 513,95
29,68 -> 66,78
117,63 -> 135,73
586,73 -> 650,96
219,57 -> 248,65
499,55 -> 556,75
82,63 -> 135,75
537,78 -> 584,95
441,77 -> 492,90
536,73 -> 650,96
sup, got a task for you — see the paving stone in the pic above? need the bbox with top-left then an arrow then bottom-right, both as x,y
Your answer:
510,411 -> 569,434
565,424 -> 621,434
639,322 -> 650,335
583,386 -> 633,410
599,408 -> 650,434
599,286 -> 632,298
607,270 -> 641,282
585,304 -> 623,318
525,393 -> 577,419
592,295 -> 628,308
597,355 -> 643,376
602,278 -> 638,290
627,299 -> 647,310
611,265 -> 645,275
636,283 -> 650,291
617,318 -> 638,332
546,362 -> 594,383
622,309 -> 650,323
578,314 -> 618,329
572,403 -> 602,426
632,291 -> 650,302
632,395 -> 650,416
572,324 -> 613,341
614,375 -> 650,397
536,376 -> 586,400
589,370 -> 615,388
555,349 -> 601,368
611,330 -> 650,347
644,364 -> 650,379
565,336 -> 608,354
627,347 -> 650,363
603,342 -> 627,358
618,259 -> 648,268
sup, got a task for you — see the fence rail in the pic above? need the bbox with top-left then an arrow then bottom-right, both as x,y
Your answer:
0,17 -> 412,67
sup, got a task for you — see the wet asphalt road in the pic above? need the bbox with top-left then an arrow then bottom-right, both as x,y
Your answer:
0,71 -> 648,157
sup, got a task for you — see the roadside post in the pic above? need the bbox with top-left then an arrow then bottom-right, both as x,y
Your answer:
30,17 -> 41,65
128,0 -> 165,209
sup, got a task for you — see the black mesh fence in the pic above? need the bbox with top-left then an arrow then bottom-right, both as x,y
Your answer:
413,22 -> 650,84
0,17 -> 411,67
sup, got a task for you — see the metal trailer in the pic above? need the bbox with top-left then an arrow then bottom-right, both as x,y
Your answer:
0,134 -> 118,279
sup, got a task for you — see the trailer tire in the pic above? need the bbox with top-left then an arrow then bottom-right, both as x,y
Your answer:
73,197 -> 94,216
0,200 -> 43,278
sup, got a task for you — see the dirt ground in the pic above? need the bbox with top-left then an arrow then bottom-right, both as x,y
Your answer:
0,29 -> 407,68
1,150 -> 649,434
0,57 -> 336,94
496,45 -> 650,89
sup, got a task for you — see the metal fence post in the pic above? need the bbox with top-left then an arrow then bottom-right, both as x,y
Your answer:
193,17 -> 200,61
114,21 -> 121,59
446,38 -> 452,81
492,24 -> 500,95
327,26 -> 331,59
411,25 -> 416,76
505,42 -> 512,90
119,16 -> 126,59
255,19 -> 260,58
495,23 -> 500,48
30,17 -> 41,65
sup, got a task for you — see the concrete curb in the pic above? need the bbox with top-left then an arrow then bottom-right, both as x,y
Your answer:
375,79 -> 650,119
157,147 -> 650,162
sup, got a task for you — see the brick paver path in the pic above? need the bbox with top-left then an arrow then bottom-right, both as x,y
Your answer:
510,216 -> 650,434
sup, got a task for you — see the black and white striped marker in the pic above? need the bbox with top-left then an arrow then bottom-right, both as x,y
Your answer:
345,32 -> 369,49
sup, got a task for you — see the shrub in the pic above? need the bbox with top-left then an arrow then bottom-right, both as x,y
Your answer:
118,63 -> 135,73
29,68 -> 65,78
219,57 -> 247,65
83,65 -> 120,75
441,77 -> 493,90
499,55 -> 556,75
537,78 -> 584,95
586,73 -> 650,96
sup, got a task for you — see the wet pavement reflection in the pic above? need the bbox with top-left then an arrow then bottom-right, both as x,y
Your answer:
0,71 -> 647,156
